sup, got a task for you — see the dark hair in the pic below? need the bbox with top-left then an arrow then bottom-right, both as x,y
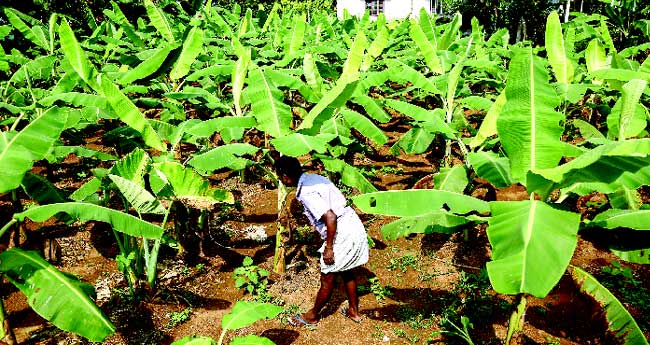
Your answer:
274,156 -> 302,181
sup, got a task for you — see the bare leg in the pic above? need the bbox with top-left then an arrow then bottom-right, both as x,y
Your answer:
341,269 -> 362,321
302,272 -> 336,323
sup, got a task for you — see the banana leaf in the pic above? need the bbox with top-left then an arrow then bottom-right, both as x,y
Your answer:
110,148 -> 151,186
340,31 -> 368,83
487,201 -> 580,298
545,11 -> 574,84
247,67 -> 292,138
497,47 -> 564,183
187,143 -> 258,173
410,19 -> 443,74
297,81 -> 359,131
58,18 -> 99,89
0,248 -> 115,342
468,91 -> 506,148
0,107 -> 68,193
231,335 -> 276,345
221,301 -> 283,331
170,26 -> 204,80
438,13 -> 461,51
434,165 -> 468,193
468,152 -> 514,188
4,8 -> 48,51
570,266 -> 649,345
606,79 -> 648,140
320,157 -> 378,194
15,202 -> 164,239
144,0 -> 176,43
99,75 -> 166,151
354,190 -> 489,217
153,162 -> 234,204
340,108 -> 388,146
351,95 -> 391,123
108,174 -> 166,214
271,133 -> 330,157
119,44 -> 177,85
381,211 -> 471,240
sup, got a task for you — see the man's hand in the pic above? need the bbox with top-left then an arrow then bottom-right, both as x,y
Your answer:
323,246 -> 334,265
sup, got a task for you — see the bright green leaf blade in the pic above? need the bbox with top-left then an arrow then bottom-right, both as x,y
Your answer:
170,26 -> 204,80
15,203 -> 164,239
154,162 -> 234,204
469,91 -> 506,148
381,211 -> 471,240
592,209 -> 650,230
410,19 -> 443,74
0,249 -> 115,341
58,18 -> 99,89
4,8 -> 48,50
108,174 -> 165,214
99,75 -> 166,151
341,31 -> 368,83
394,128 -> 436,154
144,0 -> 176,43
354,190 -> 489,217
545,11 -> 574,84
434,165 -> 468,193
247,68 -> 292,138
351,95 -> 390,123
385,99 -> 455,138
0,107 -> 68,193
187,143 -> 258,173
271,133 -> 329,157
438,12 -> 461,50
341,109 -> 387,146
487,201 -> 580,298
606,79 -> 648,140
468,152 -> 514,188
570,266 -> 649,345
320,157 -> 378,194
119,45 -> 175,85
232,48 -> 251,117
221,301 -> 283,331
298,81 -> 359,131
497,48 -> 564,182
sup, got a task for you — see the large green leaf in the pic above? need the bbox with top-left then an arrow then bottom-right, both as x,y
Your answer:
15,203 -> 164,239
298,81 -> 359,131
497,48 -> 564,182
545,11 -> 574,84
340,109 -> 387,146
409,19 -> 443,74
119,45 -> 176,85
468,152 -> 514,188
0,248 -> 115,342
4,8 -> 48,51
221,301 -> 283,331
0,107 -> 68,193
170,26 -> 204,80
487,201 -> 580,298
438,12 -> 461,50
144,0 -> 176,43
591,209 -> 650,230
385,100 -> 455,138
585,39 -> 608,77
570,266 -> 649,345
247,68 -> 292,138
232,47 -> 251,117
433,165 -> 468,193
340,31 -> 368,83
271,133 -> 329,157
354,190 -> 489,217
153,162 -> 234,204
468,91 -> 506,148
606,79 -> 648,140
320,157 -> 378,194
528,139 -> 650,196
361,25 -> 388,71
187,143 -> 258,173
103,3 -> 144,47
285,16 -> 305,57
58,18 -> 99,89
381,211 -> 471,240
108,174 -> 166,214
303,53 -> 323,95
110,148 -> 151,186
99,75 -> 166,151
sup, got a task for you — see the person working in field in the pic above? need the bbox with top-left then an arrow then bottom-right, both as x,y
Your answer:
274,156 -> 369,326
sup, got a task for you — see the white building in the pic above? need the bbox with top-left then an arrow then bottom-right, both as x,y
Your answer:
337,0 -> 435,20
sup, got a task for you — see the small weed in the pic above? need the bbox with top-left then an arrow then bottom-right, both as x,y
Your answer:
233,256 -> 270,297
600,261 -> 650,331
195,263 -> 205,271
167,307 -> 192,327
393,327 -> 419,344
387,253 -> 418,272
379,165 -> 404,175
545,336 -> 561,345
180,266 -> 191,276
293,225 -> 315,243
359,277 -> 392,302
396,305 -> 434,329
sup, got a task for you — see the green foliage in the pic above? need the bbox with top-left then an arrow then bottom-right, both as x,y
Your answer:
387,253 -> 418,273
167,307 -> 193,328
233,256 -> 271,298
359,277 -> 392,302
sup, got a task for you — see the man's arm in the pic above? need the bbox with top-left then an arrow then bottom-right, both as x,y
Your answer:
321,210 -> 337,265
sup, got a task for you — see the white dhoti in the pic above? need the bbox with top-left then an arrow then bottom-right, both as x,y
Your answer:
318,207 -> 369,273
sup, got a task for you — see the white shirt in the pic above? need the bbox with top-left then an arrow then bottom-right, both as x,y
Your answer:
296,173 -> 349,239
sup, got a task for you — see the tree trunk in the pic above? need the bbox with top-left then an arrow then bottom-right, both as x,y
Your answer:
564,0 -> 571,22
